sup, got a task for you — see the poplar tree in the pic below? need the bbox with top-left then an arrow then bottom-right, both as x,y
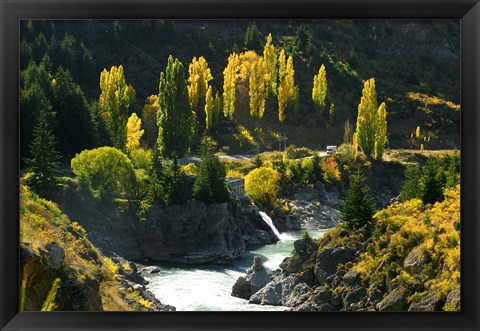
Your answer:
263,33 -> 277,97
157,55 -> 194,158
278,55 -> 296,123
312,64 -> 328,113
205,85 -> 214,130
374,102 -> 387,159
223,53 -> 239,120
355,78 -> 378,157
187,56 -> 213,128
98,65 -> 136,150
249,57 -> 267,119
126,113 -> 144,152
213,91 -> 221,125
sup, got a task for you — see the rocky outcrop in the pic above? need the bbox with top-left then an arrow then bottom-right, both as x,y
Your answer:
409,291 -> 445,311
21,243 -> 103,311
138,200 -> 246,264
377,286 -> 410,311
444,286 -> 460,311
314,246 -> 358,285
231,256 -> 271,300
236,198 -> 279,246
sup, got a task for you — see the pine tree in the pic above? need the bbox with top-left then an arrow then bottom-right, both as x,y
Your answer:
157,55 -> 194,158
312,64 -> 328,115
126,113 -> 144,152
374,102 -> 387,159
98,65 -> 136,150
418,157 -> 446,205
400,164 -> 421,201
263,33 -> 277,97
205,85 -> 214,130
222,53 -> 239,120
192,136 -> 230,204
25,110 -> 61,193
163,153 -> 188,206
244,23 -> 262,51
341,170 -> 375,230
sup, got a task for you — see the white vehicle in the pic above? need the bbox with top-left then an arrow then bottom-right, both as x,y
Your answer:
326,145 -> 338,155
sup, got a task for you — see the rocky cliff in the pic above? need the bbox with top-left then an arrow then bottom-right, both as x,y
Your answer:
137,197 -> 278,264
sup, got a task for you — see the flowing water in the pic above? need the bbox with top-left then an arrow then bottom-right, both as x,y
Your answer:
143,220 -> 330,311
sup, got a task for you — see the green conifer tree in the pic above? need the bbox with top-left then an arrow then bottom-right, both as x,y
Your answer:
341,170 -> 375,230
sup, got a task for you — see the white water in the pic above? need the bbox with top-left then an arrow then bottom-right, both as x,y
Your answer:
143,229 -> 330,311
259,211 -> 295,241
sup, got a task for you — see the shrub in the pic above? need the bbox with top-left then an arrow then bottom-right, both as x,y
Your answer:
245,166 -> 281,209
321,156 -> 341,184
129,148 -> 152,171
301,157 -> 316,184
182,162 -> 198,176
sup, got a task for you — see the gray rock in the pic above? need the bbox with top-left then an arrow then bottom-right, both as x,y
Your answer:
377,286 -> 410,311
249,281 -> 283,306
293,192 -> 314,201
342,286 -> 367,308
41,242 -> 65,271
343,271 -> 360,285
249,275 -> 306,307
409,291 -> 445,311
232,256 -> 271,300
403,247 -> 426,274
143,266 -> 162,274
444,286 -> 460,311
314,246 -> 357,285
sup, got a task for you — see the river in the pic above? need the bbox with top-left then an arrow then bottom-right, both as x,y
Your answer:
143,229 -> 330,311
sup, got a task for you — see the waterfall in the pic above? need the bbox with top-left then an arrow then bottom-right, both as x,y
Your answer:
259,211 -> 295,241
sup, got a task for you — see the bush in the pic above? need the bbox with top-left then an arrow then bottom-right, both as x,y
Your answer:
284,145 -> 314,159
245,166 -> 281,209
129,148 -> 152,171
301,157 -> 316,184
321,156 -> 341,184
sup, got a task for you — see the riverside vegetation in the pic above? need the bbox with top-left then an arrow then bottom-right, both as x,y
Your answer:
19,20 -> 460,311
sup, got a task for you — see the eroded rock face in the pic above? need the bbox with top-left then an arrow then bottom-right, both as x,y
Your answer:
138,200 -> 246,264
314,246 -> 358,285
408,291 -> 445,311
444,286 -> 460,311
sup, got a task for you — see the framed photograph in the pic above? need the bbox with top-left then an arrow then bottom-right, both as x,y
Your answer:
1,0 -> 479,330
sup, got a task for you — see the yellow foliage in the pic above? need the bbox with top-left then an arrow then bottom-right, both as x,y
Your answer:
407,92 -> 460,111
102,257 -> 119,280
126,113 -> 144,152
188,56 -> 213,111
122,262 -> 132,271
182,163 -> 198,176
226,169 -> 243,178
245,166 -> 281,208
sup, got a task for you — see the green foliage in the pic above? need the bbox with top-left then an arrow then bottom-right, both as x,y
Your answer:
245,166 -> 281,209
418,157 -> 446,205
244,23 -> 262,52
164,153 -> 190,205
400,164 -> 422,202
41,278 -> 61,311
157,55 -> 195,158
301,157 -> 316,184
341,170 -> 375,230
192,137 -> 230,204
71,147 -> 137,200
263,33 -> 278,97
251,154 -> 263,169
25,110 -> 61,194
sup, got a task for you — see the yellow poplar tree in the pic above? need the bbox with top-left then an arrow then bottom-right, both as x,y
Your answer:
222,53 -> 240,120
352,132 -> 358,161
126,113 -> 144,152
263,33 -> 278,97
205,85 -> 214,130
249,57 -> 267,119
374,102 -> 387,159
187,56 -> 213,111
98,65 -> 136,150
141,95 -> 159,148
213,91 -> 221,124
355,78 -> 378,156
312,64 -> 328,111
277,55 -> 296,123
278,49 -> 287,83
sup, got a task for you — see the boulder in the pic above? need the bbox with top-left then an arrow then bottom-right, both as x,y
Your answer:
409,291 -> 445,311
280,238 -> 317,274
403,247 -> 426,274
314,246 -> 357,285
293,192 -> 314,202
232,256 -> 271,300
342,286 -> 367,308
377,286 -> 410,311
41,242 -> 65,271
249,275 -> 306,307
138,200 -> 246,264
249,281 -> 283,306
343,271 -> 361,285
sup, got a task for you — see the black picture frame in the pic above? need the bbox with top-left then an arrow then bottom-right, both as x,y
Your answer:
1,0 -> 479,330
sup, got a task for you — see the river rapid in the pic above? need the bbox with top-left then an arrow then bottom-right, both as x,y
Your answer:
143,229 -> 329,311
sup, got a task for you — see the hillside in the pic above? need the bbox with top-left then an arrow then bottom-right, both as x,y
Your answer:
19,184 -> 174,311
243,185 -> 460,311
20,20 -> 460,158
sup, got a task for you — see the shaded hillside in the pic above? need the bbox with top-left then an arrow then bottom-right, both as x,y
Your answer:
21,19 -> 460,155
